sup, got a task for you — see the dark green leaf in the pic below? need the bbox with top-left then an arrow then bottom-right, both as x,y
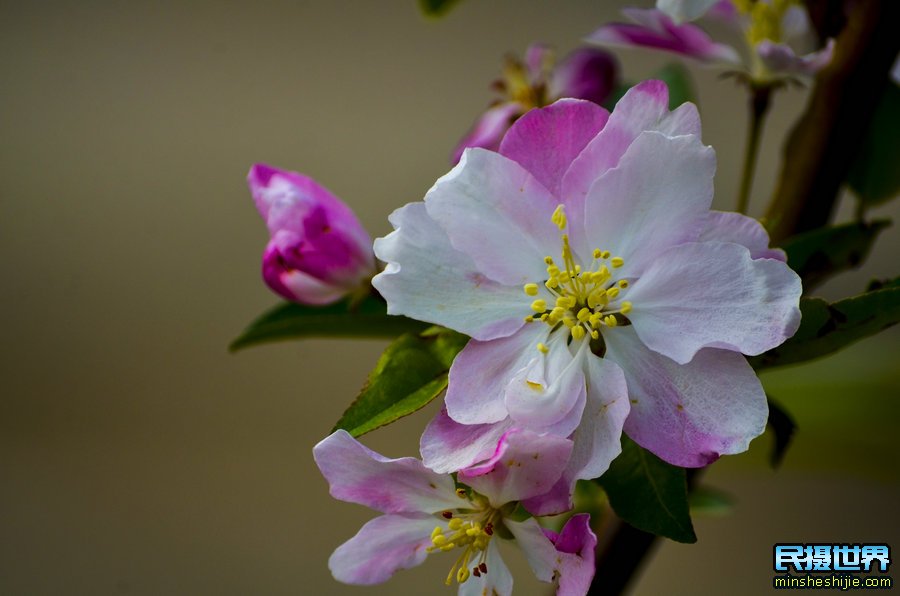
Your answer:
867,276 -> 900,292
847,83 -> 900,208
418,0 -> 463,17
333,329 -> 468,437
595,436 -> 696,543
653,62 -> 696,109
688,485 -> 734,516
750,286 -> 900,369
766,395 -> 796,468
780,219 -> 890,291
230,294 -> 429,351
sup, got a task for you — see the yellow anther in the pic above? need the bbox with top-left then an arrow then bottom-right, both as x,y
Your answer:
589,312 -> 603,327
432,526 -> 444,540
606,287 -> 620,299
591,330 -> 600,339
547,265 -> 561,277
620,301 -> 632,314
574,265 -> 582,274
448,518 -> 464,531
563,317 -> 576,328
544,256 -> 555,265
456,488 -> 467,498
523,283 -> 539,296
524,315 -> 534,323
605,315 -> 618,327
441,543 -> 456,552
556,295 -> 576,309
588,291 -> 607,309
592,248 -> 602,259
551,205 -> 567,230
577,307 -> 591,323
601,250 -> 611,259
433,534 -> 448,546
540,313 -> 549,321
545,277 -> 559,289
571,325 -> 586,340
457,567 -> 470,583
537,342 -> 549,354
531,299 -> 547,312
618,279 -> 629,288
611,257 -> 624,268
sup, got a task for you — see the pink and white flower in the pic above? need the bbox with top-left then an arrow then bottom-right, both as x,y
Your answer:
453,44 -> 617,163
248,164 -> 376,305
314,429 -> 596,595
588,1 -> 834,84
373,81 -> 801,512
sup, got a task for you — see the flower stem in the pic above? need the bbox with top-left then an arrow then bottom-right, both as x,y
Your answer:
736,85 -> 772,215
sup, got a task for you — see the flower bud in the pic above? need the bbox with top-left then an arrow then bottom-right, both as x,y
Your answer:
248,163 -> 375,305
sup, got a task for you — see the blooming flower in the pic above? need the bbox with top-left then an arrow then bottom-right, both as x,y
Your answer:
314,429 -> 596,595
588,0 -> 834,84
373,81 -> 801,513
452,44 -> 617,163
247,163 -> 375,305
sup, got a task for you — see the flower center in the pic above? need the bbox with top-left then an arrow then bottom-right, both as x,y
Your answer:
523,205 -> 631,349
427,495 -> 498,585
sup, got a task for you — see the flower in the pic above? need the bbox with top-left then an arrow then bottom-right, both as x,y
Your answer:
247,163 -> 375,305
313,429 -> 596,595
588,0 -> 834,85
373,81 -> 801,513
452,44 -> 617,163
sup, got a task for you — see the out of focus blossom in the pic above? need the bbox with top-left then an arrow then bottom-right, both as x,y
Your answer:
589,0 -> 834,84
314,429 -> 596,595
452,45 -> 617,163
248,164 -> 375,305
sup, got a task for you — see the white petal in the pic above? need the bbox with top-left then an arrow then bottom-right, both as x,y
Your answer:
457,540 -> 513,596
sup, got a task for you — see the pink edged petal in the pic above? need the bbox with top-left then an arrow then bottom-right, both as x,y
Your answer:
425,149 -> 562,287
560,81 -> 701,255
603,326 -> 769,467
503,334 -> 588,437
499,99 -> 610,199
458,429 -> 573,507
313,430 -> 461,514
581,131 -> 716,278
420,407 -> 512,474
545,514 -> 598,596
446,323 -> 551,424
626,241 -> 802,364
372,202 -> 526,341
699,211 -> 786,261
549,48 -> 618,106
457,540 -> 513,596
757,39 -> 835,77
328,513 -> 436,585
504,518 -> 558,583
521,474 -> 573,517
451,102 -> 523,164
262,240 -> 347,305
587,9 -> 740,64
657,0 -> 720,23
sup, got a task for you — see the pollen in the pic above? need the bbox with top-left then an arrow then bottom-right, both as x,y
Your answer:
523,283 -> 539,296
427,507 -> 499,587
551,204 -> 567,230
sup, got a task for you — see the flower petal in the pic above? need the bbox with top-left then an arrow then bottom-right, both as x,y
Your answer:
581,131 -> 716,278
425,149 -> 562,287
451,102 -> 523,164
604,326 -> 769,467
505,518 -> 558,583
372,202 -> 526,341
328,513 -> 435,585
545,514 -> 598,596
757,38 -> 835,77
657,0 -> 720,23
549,48 -> 618,106
262,240 -> 348,305
458,429 -> 573,507
457,540 -> 513,596
625,241 -> 802,364
446,323 -> 550,424
313,430 -> 461,514
498,99 -> 610,199
699,211 -> 786,261
420,407 -> 512,474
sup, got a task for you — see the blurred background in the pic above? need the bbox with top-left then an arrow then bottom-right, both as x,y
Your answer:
1,1 -> 897,594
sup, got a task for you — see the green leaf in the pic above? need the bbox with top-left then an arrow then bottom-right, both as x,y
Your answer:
595,436 -> 696,543
766,396 -> 796,468
780,219 -> 890,291
654,63 -> 696,109
847,83 -> 900,208
750,286 -> 900,370
230,294 -> 429,351
689,485 -> 734,516
867,276 -> 900,292
418,0 -> 463,18
333,328 -> 469,437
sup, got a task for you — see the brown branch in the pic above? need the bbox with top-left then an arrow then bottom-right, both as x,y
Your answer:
764,0 -> 900,243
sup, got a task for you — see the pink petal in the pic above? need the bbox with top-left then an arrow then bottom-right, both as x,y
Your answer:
756,38 -> 835,77
499,99 -> 610,199
446,322 -> 551,425
699,211 -> 786,261
328,513 -> 435,585
451,102 -> 523,164
372,202 -> 526,341
604,326 -> 769,467
419,407 -> 512,474
550,48 -> 618,106
625,241 -> 802,364
313,430 -> 461,514
262,239 -> 348,305
425,149 -> 562,287
458,429 -> 573,507
581,131 -> 716,279
546,514 -> 598,596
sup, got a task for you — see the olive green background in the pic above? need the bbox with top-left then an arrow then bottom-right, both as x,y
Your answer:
1,1 -> 898,594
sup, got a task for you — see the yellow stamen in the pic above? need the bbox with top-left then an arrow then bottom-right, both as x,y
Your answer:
523,283 -> 539,296
537,342 -> 549,354
551,204 -> 567,230
531,299 -> 547,312
571,326 -> 586,340
611,257 -> 624,268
